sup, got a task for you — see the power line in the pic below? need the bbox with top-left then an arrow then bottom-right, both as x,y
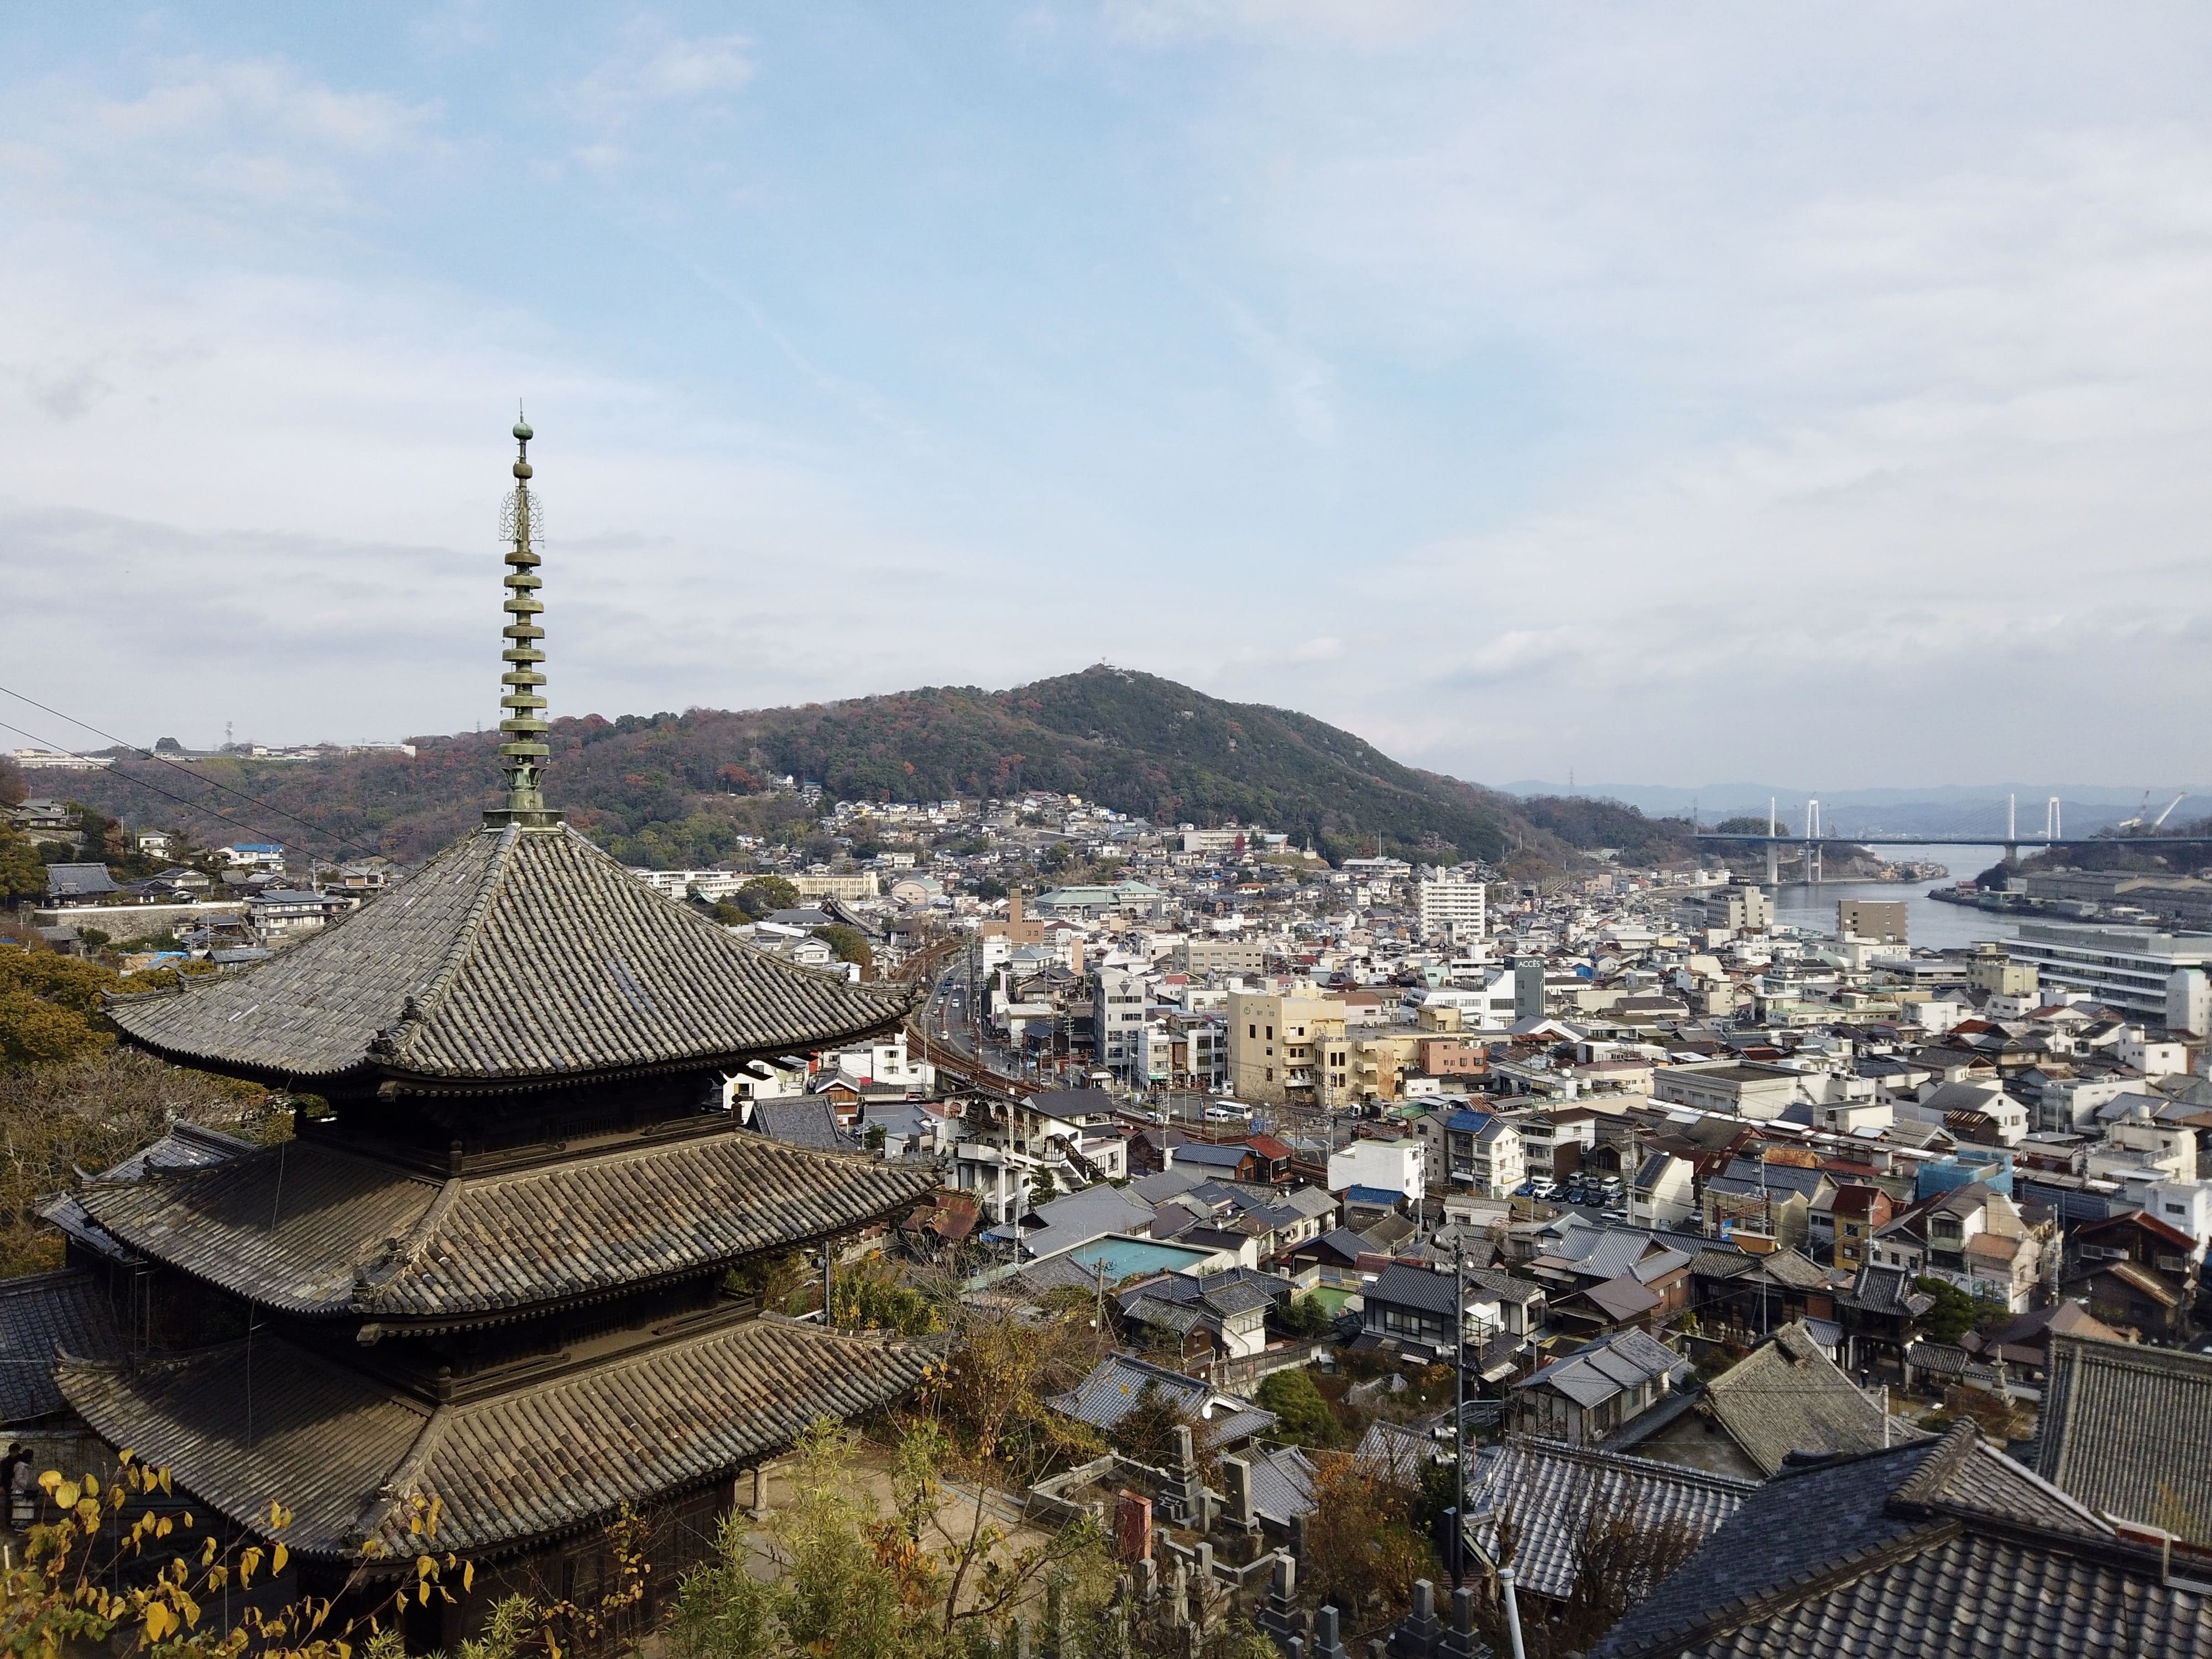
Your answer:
0,685 -> 383,861
0,714 -> 377,865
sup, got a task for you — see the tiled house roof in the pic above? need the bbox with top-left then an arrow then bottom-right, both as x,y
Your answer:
2033,1333 -> 2212,1548
108,822 -> 917,1088
1592,1425 -> 2209,1659
1700,1322 -> 1918,1477
1468,1435 -> 1754,1601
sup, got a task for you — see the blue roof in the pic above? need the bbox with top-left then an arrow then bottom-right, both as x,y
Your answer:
1446,1108 -> 1494,1132
1343,1184 -> 1401,1207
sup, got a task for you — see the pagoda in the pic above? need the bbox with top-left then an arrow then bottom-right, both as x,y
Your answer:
61,420 -> 942,1642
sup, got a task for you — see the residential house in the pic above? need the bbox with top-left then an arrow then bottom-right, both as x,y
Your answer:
1508,1327 -> 1689,1444
1872,1181 -> 2049,1313
1048,1352 -> 1276,1451
1356,1261 -> 1505,1365
1326,1136 -> 1425,1202
2064,1209 -> 2202,1341
1117,1270 -> 1282,1361
1829,1185 -> 1896,1274
1169,1141 -> 1262,1183
1630,1150 -> 1698,1229
1700,1155 -> 1834,1251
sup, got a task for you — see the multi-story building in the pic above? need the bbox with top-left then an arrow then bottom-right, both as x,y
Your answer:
1415,865 -> 1488,942
1653,1060 -> 1806,1120
1094,966 -> 1152,1082
1444,1111 -> 1524,1196
1173,937 -> 1271,976
1838,899 -> 1908,945
2003,925 -> 2212,1019
1228,987 -> 1347,1103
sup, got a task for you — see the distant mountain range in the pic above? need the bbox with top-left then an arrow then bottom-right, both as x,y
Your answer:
54,668 -> 1694,873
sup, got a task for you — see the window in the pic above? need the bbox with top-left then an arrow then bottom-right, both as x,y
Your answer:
1266,1068 -> 1274,1082
1266,1025 -> 1275,1039
2167,1203 -> 2188,1217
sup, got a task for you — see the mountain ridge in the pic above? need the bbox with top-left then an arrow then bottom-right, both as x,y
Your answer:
53,667 -> 1693,874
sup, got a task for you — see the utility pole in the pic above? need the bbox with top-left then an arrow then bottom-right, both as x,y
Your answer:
1452,1238 -> 1468,1585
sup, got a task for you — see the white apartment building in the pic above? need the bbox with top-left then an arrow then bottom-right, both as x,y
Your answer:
1095,966 -> 1151,1081
2004,925 -> 2212,1019
1416,867 -> 1489,943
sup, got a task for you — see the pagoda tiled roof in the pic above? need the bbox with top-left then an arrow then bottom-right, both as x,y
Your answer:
107,822 -> 918,1089
71,1127 -> 940,1326
58,1313 -> 934,1561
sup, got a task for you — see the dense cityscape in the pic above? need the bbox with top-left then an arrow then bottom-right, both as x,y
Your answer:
6,8 -> 2210,1659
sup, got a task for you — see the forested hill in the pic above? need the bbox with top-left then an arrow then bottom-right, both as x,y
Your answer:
55,667 -> 1695,872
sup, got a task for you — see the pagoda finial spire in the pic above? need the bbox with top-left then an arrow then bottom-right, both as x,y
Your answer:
489,410 -> 559,827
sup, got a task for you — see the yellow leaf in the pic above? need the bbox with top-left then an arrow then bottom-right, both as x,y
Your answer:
417,1584 -> 430,1607
462,1562 -> 474,1593
54,1481 -> 80,1509
38,1470 -> 60,1494
83,1473 -> 98,1498
144,1603 -> 175,1642
273,1544 -> 288,1575
201,1538 -> 218,1567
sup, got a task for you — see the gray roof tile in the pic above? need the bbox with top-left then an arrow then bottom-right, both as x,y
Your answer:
58,1312 -> 932,1561
2033,1332 -> 2212,1547
1592,1426 -> 2194,1659
0,1271 -> 125,1423
72,1129 -> 939,1324
109,823 -> 917,1087
1469,1435 -> 1754,1601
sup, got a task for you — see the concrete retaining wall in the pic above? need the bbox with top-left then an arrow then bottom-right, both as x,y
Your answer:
31,901 -> 247,945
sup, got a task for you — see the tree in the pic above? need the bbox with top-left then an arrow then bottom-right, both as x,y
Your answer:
1914,1276 -> 2008,1343
737,876 -> 800,917
1275,1293 -> 1335,1341
153,737 -> 185,754
827,1262 -> 942,1338
1299,1454 -> 1435,1631
812,925 -> 874,977
1029,1166 -> 1058,1205
0,1048 -> 280,1274
1254,1366 -> 1342,1449
971,875 -> 1008,901
0,828 -> 43,902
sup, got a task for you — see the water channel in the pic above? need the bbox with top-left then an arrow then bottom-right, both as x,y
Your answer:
1764,842 -> 2028,952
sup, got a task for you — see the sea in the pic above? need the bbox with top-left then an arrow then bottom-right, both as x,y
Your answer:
1764,843 -> 2028,953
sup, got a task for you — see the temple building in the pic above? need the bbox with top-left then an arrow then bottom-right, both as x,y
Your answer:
34,420 -> 943,1644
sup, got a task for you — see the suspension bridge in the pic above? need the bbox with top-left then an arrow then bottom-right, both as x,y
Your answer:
1691,794 -> 2211,882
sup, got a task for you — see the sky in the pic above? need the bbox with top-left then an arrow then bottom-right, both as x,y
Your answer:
2,3 -> 2208,790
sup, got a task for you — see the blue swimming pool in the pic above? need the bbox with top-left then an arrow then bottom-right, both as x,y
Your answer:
1062,1235 -> 1215,1281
